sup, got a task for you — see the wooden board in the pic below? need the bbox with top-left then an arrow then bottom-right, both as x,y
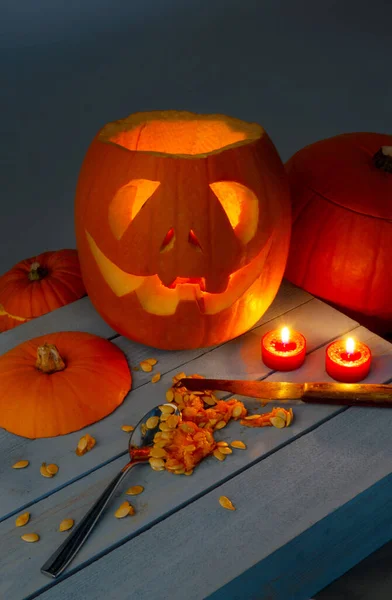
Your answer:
2,327 -> 391,599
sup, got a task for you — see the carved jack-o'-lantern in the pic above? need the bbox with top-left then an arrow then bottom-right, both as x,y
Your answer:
75,111 -> 291,349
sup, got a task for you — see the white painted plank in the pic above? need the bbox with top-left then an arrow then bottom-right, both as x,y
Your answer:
0,281 -> 313,520
32,389 -> 392,600
2,327 -> 391,600
0,296 -> 116,354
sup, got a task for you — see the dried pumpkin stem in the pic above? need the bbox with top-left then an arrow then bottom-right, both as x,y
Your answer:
373,146 -> 392,173
28,261 -> 48,281
36,343 -> 66,374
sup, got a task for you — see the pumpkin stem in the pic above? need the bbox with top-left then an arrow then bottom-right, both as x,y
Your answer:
28,261 -> 49,281
36,343 -> 66,374
373,146 -> 392,173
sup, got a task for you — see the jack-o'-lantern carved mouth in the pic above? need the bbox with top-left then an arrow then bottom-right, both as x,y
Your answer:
86,231 -> 274,316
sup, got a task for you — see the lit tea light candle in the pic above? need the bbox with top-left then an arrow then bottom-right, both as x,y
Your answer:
261,326 -> 306,371
325,336 -> 372,382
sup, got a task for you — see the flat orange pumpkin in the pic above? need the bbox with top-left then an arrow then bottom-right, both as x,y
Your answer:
0,331 -> 131,438
75,110 -> 291,349
0,249 -> 86,333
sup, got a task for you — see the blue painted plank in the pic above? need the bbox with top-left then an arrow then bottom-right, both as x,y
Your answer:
1,327 -> 391,600
33,401 -> 392,600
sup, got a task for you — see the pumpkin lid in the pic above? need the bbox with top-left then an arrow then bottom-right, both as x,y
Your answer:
287,132 -> 392,221
0,331 -> 131,439
98,110 -> 264,159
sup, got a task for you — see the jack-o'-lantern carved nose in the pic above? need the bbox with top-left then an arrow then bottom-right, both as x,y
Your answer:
160,229 -> 203,254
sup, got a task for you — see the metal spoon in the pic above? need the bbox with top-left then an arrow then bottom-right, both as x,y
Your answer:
41,403 -> 180,578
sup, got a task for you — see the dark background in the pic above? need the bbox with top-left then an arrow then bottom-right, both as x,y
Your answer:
2,0 -> 392,597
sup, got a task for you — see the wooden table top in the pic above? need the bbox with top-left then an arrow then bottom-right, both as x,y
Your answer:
1,280 -> 391,600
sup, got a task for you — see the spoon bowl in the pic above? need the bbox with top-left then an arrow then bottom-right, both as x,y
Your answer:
41,403 -> 180,579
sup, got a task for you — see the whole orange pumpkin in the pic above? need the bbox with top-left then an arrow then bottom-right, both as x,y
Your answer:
75,110 -> 291,349
285,132 -> 392,331
0,331 -> 131,438
0,249 -> 86,332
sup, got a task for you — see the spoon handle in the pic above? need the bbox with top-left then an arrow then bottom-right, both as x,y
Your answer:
41,460 -> 138,578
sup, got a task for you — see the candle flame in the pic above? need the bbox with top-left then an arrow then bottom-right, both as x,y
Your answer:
281,327 -> 290,344
345,337 -> 355,354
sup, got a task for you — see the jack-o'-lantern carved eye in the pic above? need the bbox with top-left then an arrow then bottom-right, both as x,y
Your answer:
209,181 -> 259,244
109,179 -> 160,239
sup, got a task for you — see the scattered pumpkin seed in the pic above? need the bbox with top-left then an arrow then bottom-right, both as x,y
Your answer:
12,460 -> 29,469
59,519 -> 74,532
15,512 -> 30,527
159,404 -> 175,414
21,533 -> 40,543
121,425 -> 135,433
232,405 -> 243,418
40,463 -> 53,478
149,457 -> 165,469
145,358 -> 157,366
203,395 -> 217,406
140,361 -> 153,373
126,485 -> 144,496
218,447 -> 232,455
219,496 -> 236,511
213,449 -> 226,461
184,469 -> 194,476
270,416 -> 286,429
151,373 -> 161,383
150,447 -> 167,459
174,468 -> 185,475
46,463 -> 59,475
230,440 -> 247,450
217,441 -> 229,447
165,389 -> 174,402
276,409 -> 287,421
115,501 -> 132,519
244,414 -> 260,420
146,416 -> 159,430
286,408 -> 294,427
166,415 -> 179,429
215,420 -> 227,430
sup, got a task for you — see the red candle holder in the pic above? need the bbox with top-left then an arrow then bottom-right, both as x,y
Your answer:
325,337 -> 371,382
261,327 -> 306,371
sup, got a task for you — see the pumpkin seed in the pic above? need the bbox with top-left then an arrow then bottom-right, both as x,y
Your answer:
15,512 -> 30,527
46,463 -> 59,475
149,457 -> 165,469
286,408 -> 294,427
150,465 -> 165,471
165,389 -> 174,403
213,449 -> 226,461
219,496 -> 236,511
166,415 -> 179,429
184,469 -> 194,476
128,504 -> 135,515
215,420 -> 227,430
159,404 -> 175,414
174,392 -> 183,404
151,373 -> 161,383
40,463 -> 53,478
77,436 -> 88,452
180,423 -> 194,433
145,358 -> 157,366
217,441 -> 229,448
85,434 -> 96,451
218,447 -> 232,455
244,414 -> 260,420
270,416 -> 286,429
174,372 -> 186,382
12,460 -> 29,469
21,533 -> 39,543
166,462 -> 183,471
59,519 -> 74,532
232,405 -> 243,418
150,447 -> 167,458
159,422 -> 171,432
140,361 -> 153,372
121,425 -> 134,433
184,444 -> 196,453
115,501 -> 132,519
276,409 -> 287,421
174,468 -> 185,475
126,485 -> 144,496
146,416 -> 159,430
230,440 -> 246,450
159,413 -> 169,421
203,395 -> 217,406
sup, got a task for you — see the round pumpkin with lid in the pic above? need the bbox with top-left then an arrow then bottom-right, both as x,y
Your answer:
75,110 -> 291,349
284,132 -> 392,330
